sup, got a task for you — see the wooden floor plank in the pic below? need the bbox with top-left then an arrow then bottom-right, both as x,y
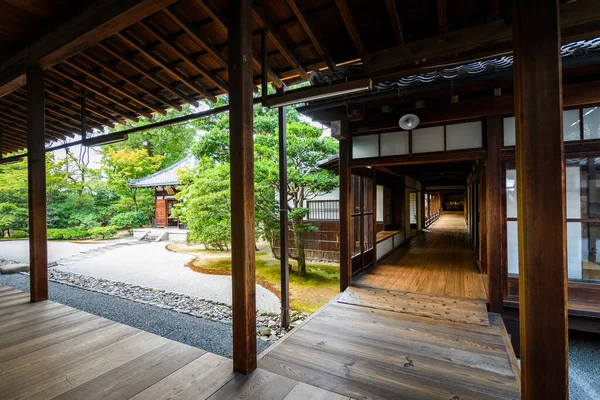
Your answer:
207,368 -> 298,400
358,213 -> 487,300
259,213 -> 520,400
284,382 -> 351,400
53,341 -> 205,400
130,352 -> 235,400
3,332 -> 170,400
339,286 -> 490,326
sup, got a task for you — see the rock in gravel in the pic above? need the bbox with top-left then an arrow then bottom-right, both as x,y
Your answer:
44,268 -> 308,340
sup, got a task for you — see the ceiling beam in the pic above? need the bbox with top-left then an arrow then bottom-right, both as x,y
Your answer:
385,0 -> 405,45
45,85 -> 125,126
334,0 -> 365,57
76,51 -> 182,112
164,6 -> 229,69
351,79 -> 600,133
116,31 -> 211,104
183,1 -> 283,88
97,41 -> 199,107
364,0 -> 600,81
141,18 -> 228,94
50,66 -> 153,120
285,0 -> 337,71
63,59 -> 167,115
252,6 -> 309,80
45,74 -> 139,123
0,0 -> 179,97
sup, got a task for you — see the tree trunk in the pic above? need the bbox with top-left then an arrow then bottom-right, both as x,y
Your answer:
292,219 -> 307,276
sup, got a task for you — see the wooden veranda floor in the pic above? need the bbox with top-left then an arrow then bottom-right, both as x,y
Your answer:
357,212 -> 488,299
0,286 -> 347,400
259,286 -> 521,400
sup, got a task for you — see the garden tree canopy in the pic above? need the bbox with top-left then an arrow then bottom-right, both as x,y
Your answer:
101,147 -> 164,222
0,104 -> 211,238
109,105 -> 203,169
176,103 -> 338,276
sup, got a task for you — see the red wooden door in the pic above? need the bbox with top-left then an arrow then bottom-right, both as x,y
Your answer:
156,199 -> 167,227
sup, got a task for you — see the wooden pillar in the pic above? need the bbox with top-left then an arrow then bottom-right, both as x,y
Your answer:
228,0 -> 256,375
486,115 -> 504,313
278,101 -> 290,329
513,0 -> 568,397
372,169 -> 377,263
27,66 -> 48,303
335,119 -> 352,291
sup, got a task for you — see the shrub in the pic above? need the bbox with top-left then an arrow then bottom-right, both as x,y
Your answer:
89,226 -> 118,240
47,228 -> 91,241
110,211 -> 148,233
10,230 -> 28,239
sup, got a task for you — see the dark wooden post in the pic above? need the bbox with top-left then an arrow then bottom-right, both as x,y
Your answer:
335,119 -> 352,291
486,115 -> 504,313
513,0 -> 568,397
372,168 -> 377,263
278,100 -> 290,329
27,65 -> 48,303
228,0 -> 257,375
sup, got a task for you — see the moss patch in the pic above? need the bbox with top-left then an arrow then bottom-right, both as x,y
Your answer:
168,244 -> 339,314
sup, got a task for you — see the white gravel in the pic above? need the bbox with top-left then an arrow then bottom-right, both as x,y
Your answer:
54,241 -> 281,314
0,240 -> 113,264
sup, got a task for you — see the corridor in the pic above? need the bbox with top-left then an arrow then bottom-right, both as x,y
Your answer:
357,212 -> 487,300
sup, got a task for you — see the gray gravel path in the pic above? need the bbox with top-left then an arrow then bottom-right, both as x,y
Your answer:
0,274 -> 272,358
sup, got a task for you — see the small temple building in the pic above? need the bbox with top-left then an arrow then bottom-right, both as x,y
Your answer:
129,155 -> 198,228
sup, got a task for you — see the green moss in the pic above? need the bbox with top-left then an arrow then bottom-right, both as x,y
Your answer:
172,246 -> 339,314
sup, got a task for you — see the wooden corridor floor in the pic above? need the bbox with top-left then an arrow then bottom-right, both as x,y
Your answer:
259,286 -> 521,400
357,212 -> 488,299
0,286 -> 348,400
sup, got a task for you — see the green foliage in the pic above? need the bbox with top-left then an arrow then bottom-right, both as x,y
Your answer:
10,230 -> 28,239
110,211 -> 148,233
0,203 -> 28,236
174,160 -> 231,250
89,226 -> 118,240
47,228 -> 91,241
180,103 -> 338,276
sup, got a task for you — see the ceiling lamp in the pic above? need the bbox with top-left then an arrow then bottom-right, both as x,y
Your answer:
399,114 -> 420,130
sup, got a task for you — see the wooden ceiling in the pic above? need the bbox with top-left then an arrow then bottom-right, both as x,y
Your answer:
1,0 -> 600,155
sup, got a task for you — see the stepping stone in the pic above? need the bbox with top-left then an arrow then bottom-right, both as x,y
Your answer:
0,264 -> 29,274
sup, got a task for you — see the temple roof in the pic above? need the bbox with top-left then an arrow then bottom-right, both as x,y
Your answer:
376,38 -> 600,90
129,155 -> 198,189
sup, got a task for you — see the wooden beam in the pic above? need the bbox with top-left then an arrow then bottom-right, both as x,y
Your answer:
116,31 -> 210,104
335,119 -> 352,291
437,0 -> 447,33
141,18 -> 228,94
513,0 -> 568,397
252,6 -> 309,80
385,0 -> 405,44
50,66 -> 153,120
45,74 -> 140,122
77,51 -> 182,112
63,59 -> 168,115
183,1 -> 282,89
364,0 -> 600,80
97,41 -> 199,107
285,0 -> 337,71
279,99 -> 290,329
485,115 -> 504,313
229,0 -> 257,375
164,6 -> 229,69
350,149 -> 486,168
334,0 -> 365,56
0,0 -> 179,97
351,79 -> 600,133
26,66 -> 48,303
45,85 -> 125,126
